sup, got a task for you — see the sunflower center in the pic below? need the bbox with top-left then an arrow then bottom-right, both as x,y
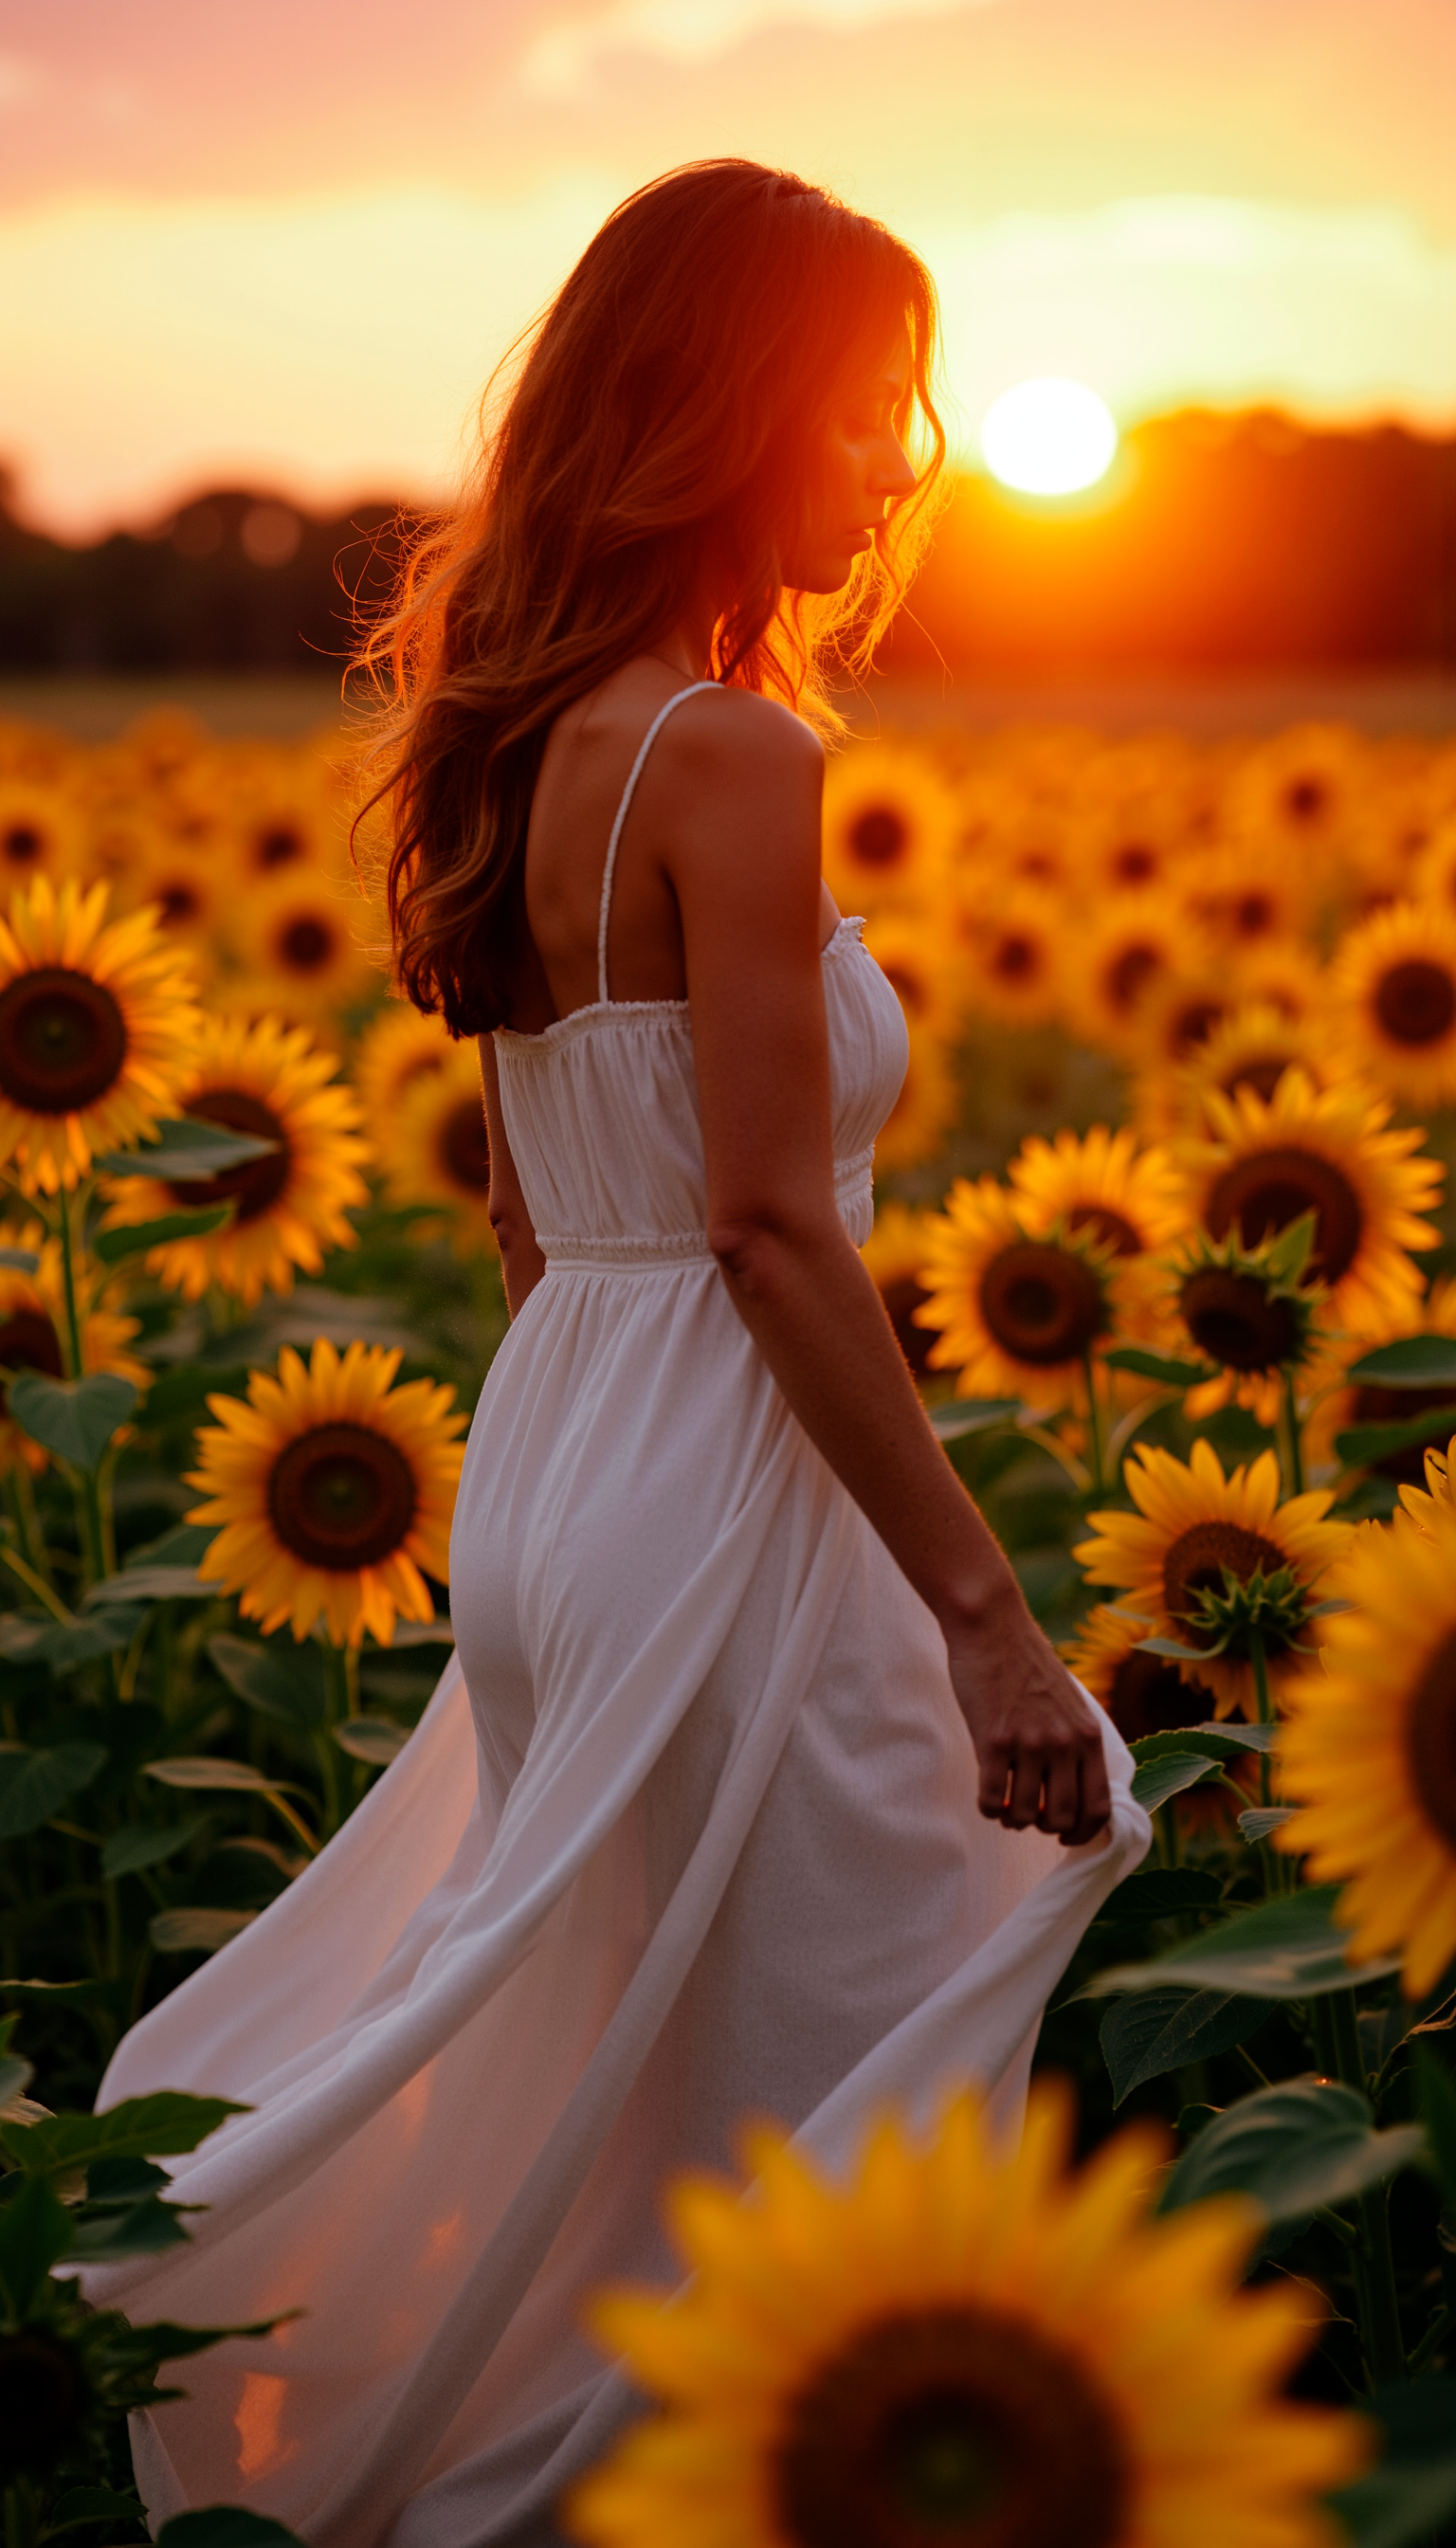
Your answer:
156,881 -> 203,926
1407,1632 -> 1456,1852
257,822 -> 304,869
774,2306 -> 1127,2548
1205,1144 -> 1362,1285
1230,891 -> 1277,939
0,966 -> 129,1115
849,807 -> 910,869
1220,1054 -> 1290,1105
1067,1205 -> 1140,1259
1107,1647 -> 1215,1742
0,1307 -> 64,1418
980,1243 -> 1107,1366
439,1096 -> 490,1194
1110,841 -> 1156,885
268,1421 -> 417,1571
1167,997 -> 1226,1057
277,916 -> 336,975
0,2328 -> 87,2464
882,961 -> 927,1016
1103,943 -> 1160,1012
168,1087 -> 291,1223
1283,774 -> 1327,823
992,932 -> 1039,984
1163,1520 -> 1288,1647
1179,1267 -> 1301,1373
1374,959 -> 1456,1049
3,823 -> 43,866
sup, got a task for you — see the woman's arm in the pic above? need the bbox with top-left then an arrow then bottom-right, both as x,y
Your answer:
479,1036 -> 547,1316
660,692 -> 1112,1847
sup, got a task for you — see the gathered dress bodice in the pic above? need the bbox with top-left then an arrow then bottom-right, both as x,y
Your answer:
493,915 -> 905,1269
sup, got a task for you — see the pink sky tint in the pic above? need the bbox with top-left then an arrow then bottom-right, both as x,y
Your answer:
3,0 -> 1454,532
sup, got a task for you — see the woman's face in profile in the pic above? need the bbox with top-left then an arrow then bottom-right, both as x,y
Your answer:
781,328 -> 919,594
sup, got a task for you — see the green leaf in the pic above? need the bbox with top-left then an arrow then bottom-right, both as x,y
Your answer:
206,1632 -> 327,1728
1239,1806 -> 1295,1843
1336,1409 -> 1456,1469
1414,2044 -> 1456,2214
150,1908 -> 257,1956
1100,1988 -> 1275,2104
1103,1345 -> 1211,1387
92,1206 -> 233,1268
1345,1336 -> 1456,1390
46,2489 -> 149,2537
83,1563 -> 224,1605
1128,1722 -> 1277,1763
1088,1884 -> 1404,2001
1328,2380 -> 1456,2548
0,1741 -> 108,1840
0,1246 -> 39,1274
1137,1631 -> 1230,1662
157,2511 -> 309,2547
98,1115 -> 280,1180
7,1369 -> 138,1470
0,1608 -> 143,1671
69,2195 -> 194,2260
930,1396 -> 1024,1442
100,1818 -> 208,1880
0,2172 -> 75,2311
1131,1751 -> 1218,1812
1100,1868 -> 1224,1923
333,1717 -> 408,1765
144,1756 -> 309,1795
0,2088 -> 247,2178
1158,2076 -> 1425,2228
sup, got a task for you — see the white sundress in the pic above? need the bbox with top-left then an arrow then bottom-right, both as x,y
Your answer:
87,683 -> 1149,2546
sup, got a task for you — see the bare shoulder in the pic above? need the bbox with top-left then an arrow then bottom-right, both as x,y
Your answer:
655,686 -> 823,799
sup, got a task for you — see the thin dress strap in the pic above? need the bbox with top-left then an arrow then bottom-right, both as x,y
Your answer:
596,682 -> 719,1005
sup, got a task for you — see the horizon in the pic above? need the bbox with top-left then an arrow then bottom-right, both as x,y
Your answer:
3,0 -> 1454,539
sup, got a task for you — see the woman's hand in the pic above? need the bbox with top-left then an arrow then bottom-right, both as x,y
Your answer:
942,1592 -> 1113,1847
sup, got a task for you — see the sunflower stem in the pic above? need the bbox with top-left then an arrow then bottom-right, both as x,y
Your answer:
1081,1352 -> 1106,1498
0,1540 -> 73,1626
1329,1985 -> 1407,2386
1249,1630 -> 1275,1817
55,1182 -> 108,1592
345,1647 -> 360,1718
1281,1367 -> 1306,1497
4,1464 -> 52,1593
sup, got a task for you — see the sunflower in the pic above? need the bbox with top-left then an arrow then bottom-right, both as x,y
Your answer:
123,838 -> 233,975
1174,1066 -> 1441,1340
1399,1428 -> 1456,1529
352,1003 -> 455,1129
873,1027 -> 959,1176
100,1013 -> 371,1305
861,913 -> 962,1042
954,889 -> 1065,1029
373,1037 -> 495,1254
1277,1503 -> 1456,1994
1063,790 -> 1191,902
232,872 -> 377,1025
1069,895 -> 1203,1058
0,875 -> 200,1192
861,1204 -> 940,1379
1304,1277 -> 1456,1488
1166,1217 -> 1325,1430
1136,1002 -> 1330,1142
566,2080 -> 1363,2548
1064,1603 -> 1218,1741
1075,1439 -> 1353,1719
1007,1125 -> 1186,1339
0,1223 -> 145,1474
1322,900 -> 1456,1108
1179,846 -> 1311,956
228,755 -> 348,885
821,745 -> 958,916
186,1338 -> 465,1647
1411,811 -> 1456,919
0,778 -> 83,889
916,1180 -> 1116,1417
1222,720 -> 1367,865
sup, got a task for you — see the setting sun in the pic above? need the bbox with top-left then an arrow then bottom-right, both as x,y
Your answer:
979,376 -> 1119,497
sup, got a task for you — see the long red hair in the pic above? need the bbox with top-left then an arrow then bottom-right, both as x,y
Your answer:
357,158 -> 945,1034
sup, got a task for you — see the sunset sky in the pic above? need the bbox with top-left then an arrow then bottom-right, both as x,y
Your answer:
4,0 -> 1455,537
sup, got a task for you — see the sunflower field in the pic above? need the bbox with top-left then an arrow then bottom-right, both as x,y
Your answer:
3,701 -> 1456,2544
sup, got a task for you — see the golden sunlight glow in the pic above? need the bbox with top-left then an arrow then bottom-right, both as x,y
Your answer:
980,376 -> 1119,497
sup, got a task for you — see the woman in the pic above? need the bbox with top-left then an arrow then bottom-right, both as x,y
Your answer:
91,162 -> 1147,2546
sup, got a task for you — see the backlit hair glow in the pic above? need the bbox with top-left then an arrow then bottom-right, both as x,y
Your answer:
357,158 -> 945,1034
